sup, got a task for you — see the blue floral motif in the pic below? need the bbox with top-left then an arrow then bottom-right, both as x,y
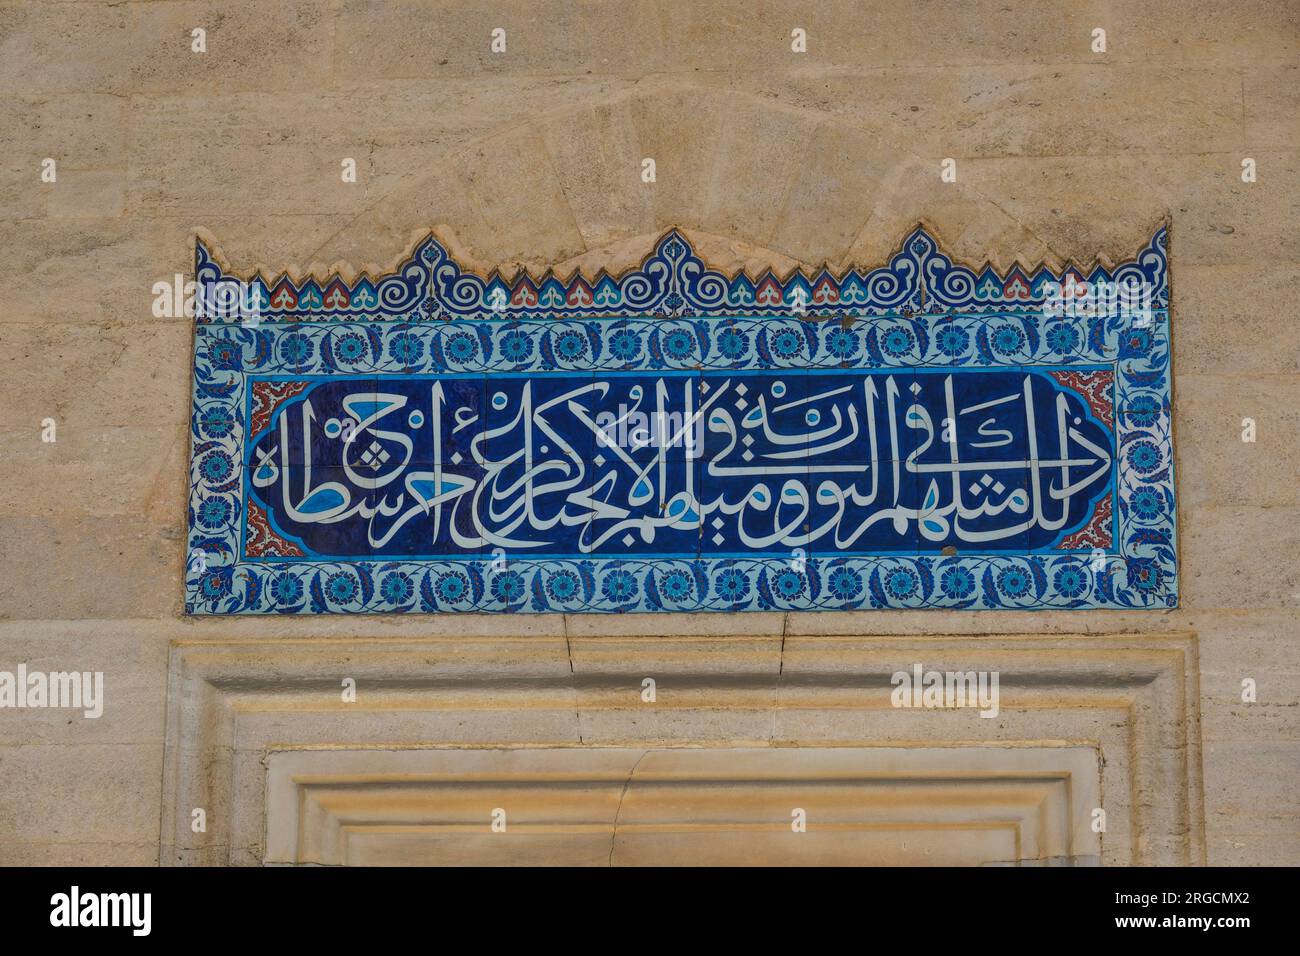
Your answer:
610,328 -> 641,362
379,571 -> 413,604
198,567 -> 234,602
279,333 -> 313,365
436,571 -> 470,603
717,328 -> 747,359
769,328 -> 804,360
389,332 -> 425,365
208,337 -> 242,371
1127,557 -> 1162,593
1121,328 -> 1152,357
1045,323 -> 1079,354
825,327 -> 859,360
501,330 -> 532,364
333,332 -> 368,364
827,566 -> 863,600
658,569 -> 694,601
936,325 -> 969,357
197,496 -> 231,529
1053,563 -> 1089,598
325,571 -> 358,604
269,572 -> 303,604
444,332 -> 476,363
1126,441 -> 1162,474
884,566 -> 920,599
715,568 -> 750,603
996,566 -> 1031,599
662,329 -> 694,360
990,324 -> 1025,356
881,326 -> 915,358
773,568 -> 807,600
1125,395 -> 1162,427
940,565 -> 976,599
491,570 -> 526,603
554,330 -> 588,362
198,406 -> 235,438
1130,486 -> 1165,521
546,569 -> 581,602
601,569 -> 638,603
199,451 -> 234,483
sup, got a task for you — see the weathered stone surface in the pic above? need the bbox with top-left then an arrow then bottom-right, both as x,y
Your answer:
1180,506 -> 1300,610
1175,374 -> 1300,508
1175,264 -> 1300,376
0,743 -> 163,847
0,2 -> 334,95
0,0 -> 1295,866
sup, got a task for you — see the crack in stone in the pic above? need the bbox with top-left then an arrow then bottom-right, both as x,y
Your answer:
608,751 -> 649,867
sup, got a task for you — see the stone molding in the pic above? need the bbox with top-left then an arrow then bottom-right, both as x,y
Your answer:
160,631 -> 1204,865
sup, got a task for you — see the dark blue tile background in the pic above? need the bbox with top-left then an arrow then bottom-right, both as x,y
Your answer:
245,368 -> 1113,559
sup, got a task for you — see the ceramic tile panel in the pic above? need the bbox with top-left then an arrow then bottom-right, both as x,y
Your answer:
186,228 -> 1174,613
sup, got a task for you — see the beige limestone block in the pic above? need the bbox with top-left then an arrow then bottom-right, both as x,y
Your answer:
1209,832 -> 1300,866
129,79 -> 633,234
0,2 -> 333,96
1179,505 -> 1300,609
1202,694 -> 1300,746
628,86 -> 732,235
0,321 -> 192,429
301,164 -> 485,276
767,121 -> 891,265
0,2 -> 134,95
1193,609 -> 1300,684
0,425 -> 186,521
733,65 -> 1243,160
1104,0 -> 1300,64
0,320 -> 193,529
842,156 -> 1057,271
1244,62 -> 1300,150
956,153 -> 1300,266
44,168 -> 126,219
0,219 -> 190,325
539,99 -> 655,250
696,100 -> 819,247
0,626 -> 170,745
0,163 -> 46,220
866,0 -> 1112,67
0,94 -> 127,169
1174,263 -> 1300,376
451,124 -> 588,268
0,515 -> 183,620
130,126 -> 390,218
1174,374 -> 1300,508
334,0 -> 670,80
1203,739 -> 1300,826
0,842 -> 159,866
0,743 -> 163,848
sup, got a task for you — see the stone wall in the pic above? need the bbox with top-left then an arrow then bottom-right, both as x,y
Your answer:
0,0 -> 1296,864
